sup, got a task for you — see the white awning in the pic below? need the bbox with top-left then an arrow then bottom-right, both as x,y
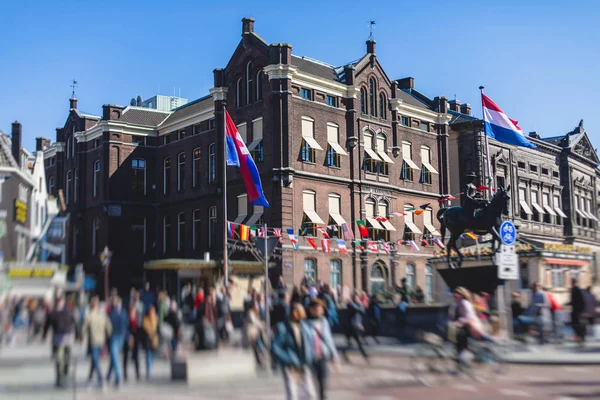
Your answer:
377,151 -> 395,164
245,210 -> 263,226
554,207 -> 568,218
587,211 -> 599,222
576,209 -> 587,220
364,148 -> 382,161
233,214 -> 247,224
519,200 -> 533,215
422,161 -> 439,174
329,213 -> 347,225
403,157 -> 420,170
543,204 -> 557,216
366,217 -> 384,230
531,202 -> 545,214
303,210 -> 325,224
328,142 -> 347,156
379,219 -> 397,231
303,136 -> 323,151
404,221 -> 423,234
424,223 -> 441,236
247,138 -> 262,151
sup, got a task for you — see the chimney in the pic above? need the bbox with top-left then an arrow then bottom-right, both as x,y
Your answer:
102,104 -> 124,120
396,77 -> 414,90
56,127 -> 64,143
11,121 -> 22,167
366,40 -> 376,55
69,97 -> 78,110
434,96 -> 449,113
460,103 -> 471,115
448,99 -> 461,112
242,17 -> 255,35
36,137 -> 51,151
529,131 -> 540,139
343,65 -> 355,86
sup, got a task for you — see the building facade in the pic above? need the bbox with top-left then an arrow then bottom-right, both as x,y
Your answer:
449,109 -> 600,300
42,18 -> 450,299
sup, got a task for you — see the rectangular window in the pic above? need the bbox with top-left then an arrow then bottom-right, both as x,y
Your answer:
65,171 -> 72,205
401,116 -> 410,126
304,259 -> 316,279
518,161 -> 526,169
177,153 -> 186,191
209,119 -> 216,129
132,136 -> 146,146
419,146 -> 433,185
326,95 -> 337,107
529,164 -> 538,173
301,117 -> 320,163
163,135 -> 171,145
401,142 -> 416,181
419,122 -> 429,132
131,159 -> 146,195
163,215 -> 171,254
177,213 -> 185,252
249,118 -> 264,163
193,210 -> 201,250
193,148 -> 201,187
552,170 -> 559,178
301,88 -> 313,100
93,161 -> 100,198
327,194 -> 346,239
178,129 -> 186,141
193,124 -> 202,135
496,176 -> 505,190
209,144 -> 216,183
74,169 -> 78,203
542,192 -> 553,224
326,123 -> 345,168
208,207 -> 217,248
163,158 -> 172,195
542,167 -> 549,175
531,191 -> 542,222
553,195 -> 564,225
49,176 -> 55,195
301,191 -> 322,237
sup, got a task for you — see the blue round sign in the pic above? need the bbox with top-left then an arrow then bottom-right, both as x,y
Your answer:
499,221 -> 516,245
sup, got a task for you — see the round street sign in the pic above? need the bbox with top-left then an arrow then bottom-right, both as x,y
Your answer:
500,221 -> 516,245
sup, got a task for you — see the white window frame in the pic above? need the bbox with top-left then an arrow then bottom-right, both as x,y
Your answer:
132,159 -> 146,195
66,170 -> 72,205
177,212 -> 185,252
93,160 -> 100,198
177,152 -> 185,192
193,148 -> 201,187
193,209 -> 201,250
246,61 -> 253,104
74,168 -> 78,203
163,215 -> 171,254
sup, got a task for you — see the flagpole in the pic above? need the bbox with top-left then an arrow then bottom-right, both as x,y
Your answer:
223,107 -> 229,286
479,86 -> 494,199
263,222 -> 271,365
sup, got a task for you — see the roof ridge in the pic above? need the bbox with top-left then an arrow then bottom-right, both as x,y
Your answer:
292,55 -> 335,69
123,106 -> 171,115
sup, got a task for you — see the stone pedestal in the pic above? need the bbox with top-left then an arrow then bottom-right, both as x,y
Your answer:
171,348 -> 256,384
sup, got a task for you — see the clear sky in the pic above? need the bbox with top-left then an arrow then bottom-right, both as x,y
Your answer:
1,1 -> 599,152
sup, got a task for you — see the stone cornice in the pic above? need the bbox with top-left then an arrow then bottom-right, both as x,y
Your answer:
209,87 -> 228,102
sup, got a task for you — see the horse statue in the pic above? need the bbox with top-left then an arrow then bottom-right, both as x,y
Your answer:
437,185 -> 511,268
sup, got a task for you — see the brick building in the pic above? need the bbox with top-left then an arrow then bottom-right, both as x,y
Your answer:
43,18 -> 451,299
449,109 -> 600,301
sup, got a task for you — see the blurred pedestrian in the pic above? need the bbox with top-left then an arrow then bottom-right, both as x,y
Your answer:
123,304 -> 140,382
42,293 -> 77,388
584,286 -> 597,328
346,294 -> 368,359
83,296 -> 111,391
165,301 -> 182,356
307,298 -> 339,400
414,286 -> 425,304
318,285 -> 338,328
142,306 -> 159,381
194,287 -> 205,320
365,295 -> 381,344
246,300 -> 265,366
158,291 -> 170,323
28,299 -> 46,343
106,296 -> 128,388
530,283 -> 551,345
140,282 -> 156,314
272,303 -> 317,400
291,286 -> 302,305
569,278 -> 586,345
217,287 -> 232,341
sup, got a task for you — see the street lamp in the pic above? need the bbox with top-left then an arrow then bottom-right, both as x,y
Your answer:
99,246 -> 113,301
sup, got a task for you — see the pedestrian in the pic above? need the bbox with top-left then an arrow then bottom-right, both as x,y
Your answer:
165,300 -> 182,356
365,295 -> 381,344
123,304 -> 141,382
414,286 -> 425,304
199,287 -> 219,350
584,286 -> 597,331
529,283 -> 551,345
451,287 -> 477,368
28,299 -> 46,343
272,292 -> 291,327
158,291 -> 170,323
271,302 -> 318,400
291,286 -> 302,305
318,285 -> 338,328
216,286 -> 232,341
142,305 -> 158,380
106,295 -> 128,388
42,293 -> 78,388
568,278 -> 586,345
140,282 -> 156,314
346,294 -> 368,359
83,296 -> 111,391
307,298 -> 339,400
511,292 -> 524,335
194,287 -> 205,320
246,300 -> 265,366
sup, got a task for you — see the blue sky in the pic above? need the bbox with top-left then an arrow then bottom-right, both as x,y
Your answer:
1,1 -> 599,152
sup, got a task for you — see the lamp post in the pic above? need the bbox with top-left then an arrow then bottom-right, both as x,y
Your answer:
99,246 -> 113,301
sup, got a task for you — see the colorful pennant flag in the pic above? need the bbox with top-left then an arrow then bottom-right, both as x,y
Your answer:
250,228 -> 257,239
299,227 -> 308,237
353,240 -> 365,251
287,228 -> 299,249
327,225 -> 338,232
476,185 -> 489,191
391,211 -> 407,217
383,242 -> 391,254
273,228 -> 282,237
356,220 -> 369,238
405,207 -> 417,212
321,238 -> 331,253
433,237 -> 445,249
227,222 -> 235,238
420,239 -> 429,247
375,216 -> 388,222
317,226 -> 330,238
367,241 -> 378,253
419,203 -> 430,210
342,223 -> 354,241
306,237 -> 319,250
336,239 -> 347,254
240,225 -> 250,241
414,209 -> 424,216
464,232 -> 478,240
396,239 -> 405,246
407,240 -> 420,252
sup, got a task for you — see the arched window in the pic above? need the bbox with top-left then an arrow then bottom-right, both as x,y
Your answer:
256,70 -> 263,101
403,203 -> 422,241
163,214 -> 171,254
208,143 -> 216,183
93,160 -> 100,198
369,78 -> 377,117
193,209 -> 201,250
370,263 -> 387,294
163,157 -> 171,195
363,131 -> 378,173
246,62 -> 253,104
92,217 -> 100,256
425,264 -> 434,303
66,170 -> 72,205
406,263 -> 416,291
236,78 -> 242,108
177,212 -> 185,252
208,206 -> 217,248
379,93 -> 387,119
376,132 -> 391,176
304,258 -> 317,280
330,259 -> 342,289
193,148 -> 201,188
360,87 -> 367,114
66,137 -> 71,159
177,152 -> 186,191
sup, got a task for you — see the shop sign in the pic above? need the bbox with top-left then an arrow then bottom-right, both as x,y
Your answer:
14,200 -> 27,224
496,245 -> 518,280
7,264 -> 55,278
543,243 -> 592,254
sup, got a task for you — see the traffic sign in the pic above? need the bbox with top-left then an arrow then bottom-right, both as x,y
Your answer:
496,245 -> 518,280
499,221 -> 516,246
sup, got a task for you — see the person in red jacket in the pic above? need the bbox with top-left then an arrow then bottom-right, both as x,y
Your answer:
193,288 -> 205,321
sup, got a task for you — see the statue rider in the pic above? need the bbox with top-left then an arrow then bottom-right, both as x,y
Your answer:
462,172 -> 488,219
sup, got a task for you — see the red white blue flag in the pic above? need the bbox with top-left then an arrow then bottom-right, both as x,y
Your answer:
336,239 -> 347,254
321,238 -> 331,253
482,93 -> 535,149
225,111 -> 270,207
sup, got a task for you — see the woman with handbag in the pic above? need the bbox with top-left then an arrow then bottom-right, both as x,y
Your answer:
142,305 -> 159,381
307,298 -> 340,400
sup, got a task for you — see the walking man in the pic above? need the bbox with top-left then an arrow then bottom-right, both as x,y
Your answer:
107,295 -> 128,388
83,296 -> 111,391
569,278 -> 586,345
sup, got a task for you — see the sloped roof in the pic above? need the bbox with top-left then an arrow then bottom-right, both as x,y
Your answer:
0,134 -> 18,168
118,107 -> 170,127
397,89 -> 432,110
73,109 -> 100,120
291,55 -> 344,83
448,110 -> 479,125
159,95 -> 212,127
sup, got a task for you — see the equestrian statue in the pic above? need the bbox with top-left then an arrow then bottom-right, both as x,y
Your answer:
437,172 -> 511,268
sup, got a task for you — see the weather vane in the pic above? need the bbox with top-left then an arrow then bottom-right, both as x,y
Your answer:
70,79 -> 78,98
368,20 -> 376,40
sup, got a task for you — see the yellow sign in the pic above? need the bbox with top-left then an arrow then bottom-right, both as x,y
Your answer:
14,200 -> 27,224
543,243 -> 592,254
8,268 -> 54,278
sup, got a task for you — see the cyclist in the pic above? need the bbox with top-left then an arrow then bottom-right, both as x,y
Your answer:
451,287 -> 489,370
